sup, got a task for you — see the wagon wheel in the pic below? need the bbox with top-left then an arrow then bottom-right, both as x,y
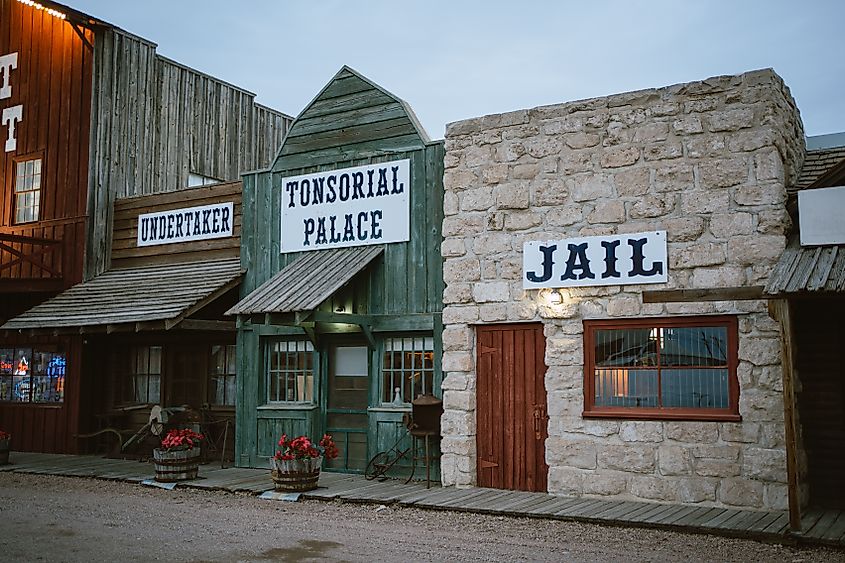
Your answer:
364,451 -> 392,480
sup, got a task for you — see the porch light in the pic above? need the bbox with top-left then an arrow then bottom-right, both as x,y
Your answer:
16,0 -> 66,20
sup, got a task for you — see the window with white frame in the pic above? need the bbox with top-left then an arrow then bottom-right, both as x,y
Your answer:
267,341 -> 314,403
382,336 -> 435,404
14,158 -> 42,224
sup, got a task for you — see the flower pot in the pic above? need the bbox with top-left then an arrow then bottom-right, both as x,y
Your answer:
270,456 -> 322,492
153,447 -> 201,482
0,438 -> 9,465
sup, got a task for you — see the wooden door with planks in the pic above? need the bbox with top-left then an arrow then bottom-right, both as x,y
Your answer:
476,323 -> 548,492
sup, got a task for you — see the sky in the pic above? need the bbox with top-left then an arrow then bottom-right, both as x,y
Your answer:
70,0 -> 845,140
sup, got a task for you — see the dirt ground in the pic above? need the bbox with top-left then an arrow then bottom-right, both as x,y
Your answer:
0,472 -> 843,563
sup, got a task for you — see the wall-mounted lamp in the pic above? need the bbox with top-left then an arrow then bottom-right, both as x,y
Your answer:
548,289 -> 563,305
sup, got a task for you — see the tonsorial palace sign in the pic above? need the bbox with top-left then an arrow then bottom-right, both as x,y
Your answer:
280,159 -> 410,253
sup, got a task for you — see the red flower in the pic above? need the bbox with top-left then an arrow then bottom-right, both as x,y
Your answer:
271,433 -> 341,461
160,428 -> 204,452
0,430 -> 9,441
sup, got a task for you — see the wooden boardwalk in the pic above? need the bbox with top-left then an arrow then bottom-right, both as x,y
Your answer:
4,452 -> 841,548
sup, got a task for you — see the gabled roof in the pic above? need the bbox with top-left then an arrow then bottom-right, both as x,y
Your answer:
791,146 -> 845,196
272,66 -> 430,170
227,246 -> 382,316
2,258 -> 242,331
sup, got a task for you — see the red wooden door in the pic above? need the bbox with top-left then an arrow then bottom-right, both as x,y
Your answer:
476,323 -> 548,492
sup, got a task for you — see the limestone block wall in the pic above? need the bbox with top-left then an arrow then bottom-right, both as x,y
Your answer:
440,69 -> 805,510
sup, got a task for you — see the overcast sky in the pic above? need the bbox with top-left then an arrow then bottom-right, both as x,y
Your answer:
71,0 -> 845,140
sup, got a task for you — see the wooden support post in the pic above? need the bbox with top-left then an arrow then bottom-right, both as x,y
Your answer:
769,298 -> 802,532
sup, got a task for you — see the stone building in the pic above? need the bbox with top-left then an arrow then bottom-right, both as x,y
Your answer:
439,69 -> 805,512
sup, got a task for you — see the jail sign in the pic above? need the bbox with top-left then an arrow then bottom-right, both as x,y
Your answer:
523,231 -> 668,289
280,159 -> 410,253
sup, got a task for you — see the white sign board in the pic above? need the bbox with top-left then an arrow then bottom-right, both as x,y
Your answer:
137,202 -> 234,247
798,186 -> 845,246
523,231 -> 668,289
280,159 -> 410,253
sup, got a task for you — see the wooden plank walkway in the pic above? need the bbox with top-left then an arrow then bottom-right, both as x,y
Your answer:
4,452 -> 834,547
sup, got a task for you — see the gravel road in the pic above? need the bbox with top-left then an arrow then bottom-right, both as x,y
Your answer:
0,472 -> 843,562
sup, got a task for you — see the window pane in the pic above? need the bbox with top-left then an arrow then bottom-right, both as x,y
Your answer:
661,368 -> 729,408
382,337 -> 435,404
661,327 -> 727,367
594,368 -> 658,407
594,328 -> 657,368
266,341 -> 314,403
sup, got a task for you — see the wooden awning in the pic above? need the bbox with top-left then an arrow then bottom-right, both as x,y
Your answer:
765,236 -> 845,295
2,258 -> 242,332
227,246 -> 383,316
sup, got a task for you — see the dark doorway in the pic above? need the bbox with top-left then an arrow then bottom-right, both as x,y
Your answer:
795,299 -> 845,509
324,344 -> 369,472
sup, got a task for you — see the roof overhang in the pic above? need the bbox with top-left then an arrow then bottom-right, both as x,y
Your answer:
2,258 -> 243,334
227,246 -> 383,317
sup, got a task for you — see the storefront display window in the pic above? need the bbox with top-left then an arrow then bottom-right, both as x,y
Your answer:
209,344 -> 237,406
382,337 -> 435,404
583,316 -> 739,420
0,346 -> 65,403
267,340 -> 314,403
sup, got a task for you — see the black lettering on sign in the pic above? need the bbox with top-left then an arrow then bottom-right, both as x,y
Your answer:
391,165 -> 404,194
601,240 -> 621,279
352,172 -> 365,200
312,177 -> 324,205
329,216 -> 341,243
149,217 -> 158,240
285,181 -> 298,208
376,168 -> 389,196
526,244 -> 557,283
370,210 -> 382,239
342,214 -> 355,242
562,243 -> 595,280
316,217 -> 328,245
339,174 -> 350,201
158,217 -> 167,239
326,175 -> 337,203
175,213 -> 184,238
300,178 -> 311,207
303,218 -> 315,246
356,212 -> 368,241
221,206 -> 230,232
366,169 -> 375,197
167,215 -> 175,239
628,237 -> 663,277
193,211 -> 201,235
213,208 -> 221,233
202,210 -> 211,234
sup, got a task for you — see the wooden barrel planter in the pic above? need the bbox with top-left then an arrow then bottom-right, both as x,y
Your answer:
270,456 -> 322,492
0,437 -> 10,465
153,447 -> 201,482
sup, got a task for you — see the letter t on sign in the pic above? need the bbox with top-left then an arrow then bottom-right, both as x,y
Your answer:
2,105 -> 22,152
0,52 -> 18,99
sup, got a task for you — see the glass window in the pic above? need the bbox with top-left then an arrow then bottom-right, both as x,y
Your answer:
14,158 -> 42,224
382,337 -> 435,404
584,317 -> 738,420
266,341 -> 314,403
208,344 -> 237,406
129,346 -> 161,404
0,346 -> 65,403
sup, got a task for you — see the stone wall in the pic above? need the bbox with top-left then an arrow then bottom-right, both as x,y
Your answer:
440,69 -> 805,510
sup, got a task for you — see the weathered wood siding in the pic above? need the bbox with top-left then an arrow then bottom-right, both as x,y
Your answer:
0,0 -> 93,295
110,180 -> 242,268
85,29 -> 290,279
236,68 -> 444,468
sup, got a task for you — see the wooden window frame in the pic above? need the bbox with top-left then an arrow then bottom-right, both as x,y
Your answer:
380,335 -> 435,405
11,152 -> 44,225
207,344 -> 237,407
583,315 -> 740,422
264,339 -> 316,405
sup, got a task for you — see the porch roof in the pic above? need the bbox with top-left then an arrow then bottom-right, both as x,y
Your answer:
227,246 -> 383,316
765,236 -> 845,295
1,258 -> 242,332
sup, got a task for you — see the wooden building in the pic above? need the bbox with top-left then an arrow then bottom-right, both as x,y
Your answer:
227,67 -> 445,473
766,133 -> 845,528
0,0 -> 290,453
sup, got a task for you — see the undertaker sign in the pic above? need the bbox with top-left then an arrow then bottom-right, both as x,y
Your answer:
280,159 -> 410,253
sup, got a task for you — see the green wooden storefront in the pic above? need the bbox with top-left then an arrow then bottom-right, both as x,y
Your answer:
230,67 -> 444,475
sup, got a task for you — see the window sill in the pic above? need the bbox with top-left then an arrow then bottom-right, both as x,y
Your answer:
258,403 -> 317,411
368,406 -> 412,413
582,409 -> 741,423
